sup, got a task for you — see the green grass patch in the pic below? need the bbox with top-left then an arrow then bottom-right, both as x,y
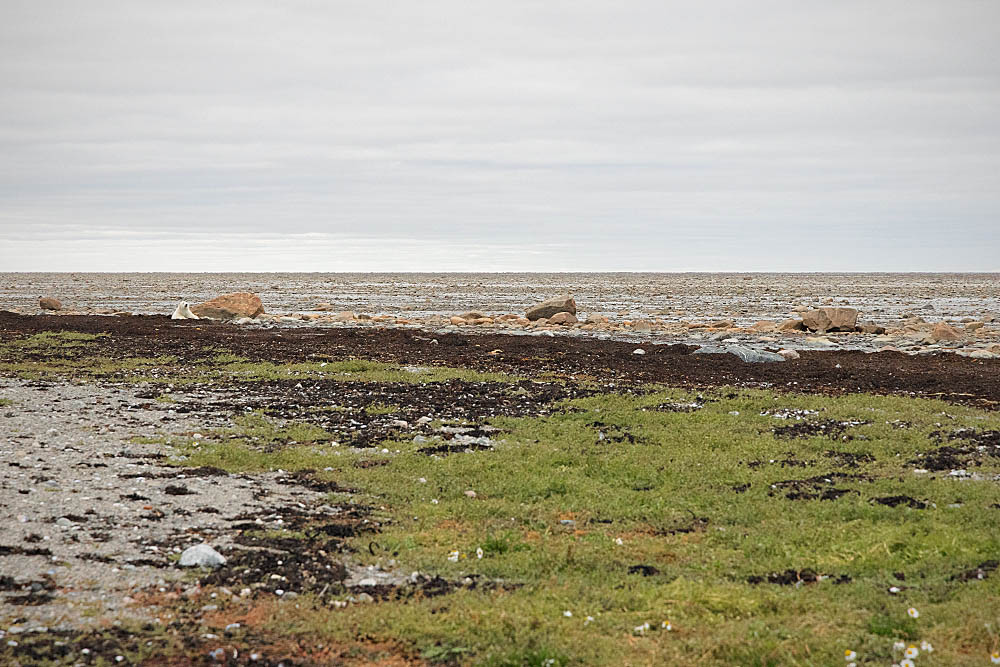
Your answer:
0,345 -> 518,386
243,387 -> 1000,665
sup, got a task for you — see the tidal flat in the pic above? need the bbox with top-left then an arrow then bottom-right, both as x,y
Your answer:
0,314 -> 998,665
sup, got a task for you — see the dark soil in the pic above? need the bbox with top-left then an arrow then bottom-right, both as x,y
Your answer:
747,458 -> 810,469
872,495 -> 929,509
1,574 -> 56,607
949,560 -> 998,582
746,569 -> 851,585
773,419 -> 870,441
824,450 -> 876,466
912,429 -> 1000,470
767,472 -> 868,501
417,441 -> 493,456
191,378 -> 595,450
0,619 -> 419,666
3,312 -> 1000,407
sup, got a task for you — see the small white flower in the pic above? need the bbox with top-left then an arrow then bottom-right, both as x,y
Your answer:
844,649 -> 856,661
904,645 -> 918,658
430,499 -> 439,504
447,550 -> 459,562
632,622 -> 650,635
907,607 -> 919,619
584,616 -> 594,625
920,640 -> 933,652
888,586 -> 901,594
893,641 -> 905,652
476,547 -> 484,559
661,620 -> 672,631
900,660 -> 915,667
847,663 -> 856,667
615,537 -> 623,545
563,610 -> 572,618
991,651 -> 1000,664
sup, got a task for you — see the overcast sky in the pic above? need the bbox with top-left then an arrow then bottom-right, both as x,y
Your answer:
1,1 -> 998,271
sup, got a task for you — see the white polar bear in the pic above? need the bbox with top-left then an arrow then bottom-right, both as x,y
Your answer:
171,301 -> 200,320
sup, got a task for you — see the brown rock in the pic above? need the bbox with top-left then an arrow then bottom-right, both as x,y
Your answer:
778,318 -> 806,332
191,293 -> 264,319
777,349 -> 801,360
525,295 -> 576,321
586,313 -> 609,324
549,312 -> 578,325
800,307 -> 858,332
857,323 -> 887,335
752,320 -> 778,333
708,319 -> 734,328
449,316 -> 466,325
926,322 -> 962,342
965,321 -> 985,332
39,297 -> 62,311
331,311 -> 356,322
632,319 -> 652,332
459,311 -> 486,321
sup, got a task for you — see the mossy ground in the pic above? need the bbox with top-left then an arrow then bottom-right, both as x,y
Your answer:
2,331 -> 999,665
155,390 -> 1000,665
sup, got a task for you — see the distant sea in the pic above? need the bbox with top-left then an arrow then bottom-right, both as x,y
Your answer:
1,273 -> 997,326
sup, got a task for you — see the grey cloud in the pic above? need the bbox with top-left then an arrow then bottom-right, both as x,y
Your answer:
1,1 -> 998,270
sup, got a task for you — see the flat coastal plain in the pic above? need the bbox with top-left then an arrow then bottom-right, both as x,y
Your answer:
0,280 -> 999,665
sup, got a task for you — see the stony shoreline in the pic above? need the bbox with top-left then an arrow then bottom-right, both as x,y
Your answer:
9,303 -> 1000,358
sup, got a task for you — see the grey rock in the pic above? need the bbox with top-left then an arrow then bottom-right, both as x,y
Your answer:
179,544 -> 226,568
694,345 -> 786,363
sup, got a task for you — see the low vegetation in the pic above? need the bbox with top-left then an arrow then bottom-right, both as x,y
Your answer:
2,330 -> 998,664
162,387 -> 1000,665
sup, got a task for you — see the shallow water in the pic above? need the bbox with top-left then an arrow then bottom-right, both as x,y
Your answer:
1,272 -> 998,325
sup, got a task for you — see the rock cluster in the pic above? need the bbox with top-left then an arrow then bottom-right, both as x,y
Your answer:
39,297 -> 62,311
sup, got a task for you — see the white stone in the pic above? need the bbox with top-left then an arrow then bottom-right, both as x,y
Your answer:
179,544 -> 226,568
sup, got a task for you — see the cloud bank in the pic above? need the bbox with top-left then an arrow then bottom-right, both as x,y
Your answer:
2,1 -> 998,271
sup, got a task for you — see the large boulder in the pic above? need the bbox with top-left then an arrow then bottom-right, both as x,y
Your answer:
924,322 -> 962,342
525,295 -> 576,321
39,297 -> 62,311
800,307 -> 858,333
191,292 -> 264,320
